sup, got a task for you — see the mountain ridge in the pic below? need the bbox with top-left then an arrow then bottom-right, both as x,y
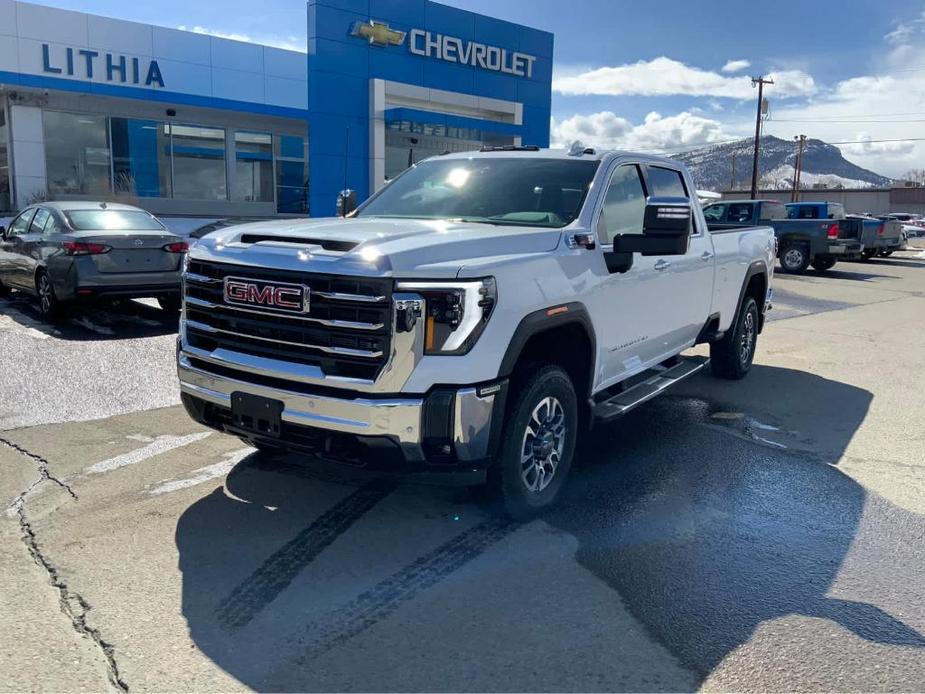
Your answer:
673,136 -> 892,191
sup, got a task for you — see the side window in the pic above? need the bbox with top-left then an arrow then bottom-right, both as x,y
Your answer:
599,164 -> 647,244
30,208 -> 51,233
44,213 -> 63,233
8,209 -> 35,235
646,166 -> 688,198
727,203 -> 754,224
703,204 -> 725,223
763,203 -> 788,220
828,204 -> 845,220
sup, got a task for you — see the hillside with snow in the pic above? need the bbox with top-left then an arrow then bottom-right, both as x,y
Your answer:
673,136 -> 891,192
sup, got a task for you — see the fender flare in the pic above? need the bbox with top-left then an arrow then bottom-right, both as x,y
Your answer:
736,260 -> 770,333
497,301 -> 597,397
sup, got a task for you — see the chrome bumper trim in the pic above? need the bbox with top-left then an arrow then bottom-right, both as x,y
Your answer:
179,355 -> 426,460
185,318 -> 384,359
184,296 -> 385,330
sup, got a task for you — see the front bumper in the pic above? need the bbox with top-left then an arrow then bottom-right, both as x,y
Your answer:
178,351 -> 505,480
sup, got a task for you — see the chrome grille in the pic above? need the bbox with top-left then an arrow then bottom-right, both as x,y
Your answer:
183,260 -> 392,380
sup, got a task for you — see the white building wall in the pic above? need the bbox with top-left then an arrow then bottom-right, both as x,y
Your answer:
8,104 -> 45,207
0,0 -> 307,110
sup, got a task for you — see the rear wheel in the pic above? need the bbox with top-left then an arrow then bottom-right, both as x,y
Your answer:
811,257 -> 836,272
35,270 -> 62,320
878,249 -> 893,258
158,296 -> 182,312
493,365 -> 577,519
861,248 -> 877,260
711,296 -> 759,380
779,244 -> 810,274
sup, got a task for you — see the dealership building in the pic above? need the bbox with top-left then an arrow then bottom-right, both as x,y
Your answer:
0,0 -> 553,219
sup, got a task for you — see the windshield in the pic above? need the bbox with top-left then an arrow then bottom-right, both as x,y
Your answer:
66,210 -> 166,231
357,157 -> 600,228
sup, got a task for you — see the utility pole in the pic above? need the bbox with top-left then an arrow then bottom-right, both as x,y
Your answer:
730,151 -> 737,190
750,76 -> 774,199
791,134 -> 806,202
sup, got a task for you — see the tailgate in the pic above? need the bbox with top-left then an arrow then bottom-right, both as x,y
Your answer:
80,232 -> 185,274
836,219 -> 862,241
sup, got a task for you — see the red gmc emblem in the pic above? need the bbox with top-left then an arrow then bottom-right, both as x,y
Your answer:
223,276 -> 309,313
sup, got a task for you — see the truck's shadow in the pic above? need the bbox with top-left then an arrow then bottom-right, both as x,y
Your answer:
174,365 -> 925,690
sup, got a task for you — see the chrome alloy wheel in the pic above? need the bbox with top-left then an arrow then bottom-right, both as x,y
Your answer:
740,309 -> 756,366
520,396 -> 566,493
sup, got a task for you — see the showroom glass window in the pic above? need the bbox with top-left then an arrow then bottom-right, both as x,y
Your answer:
110,118 -> 172,198
234,131 -> 274,203
43,112 -> 112,196
275,135 -> 308,214
0,108 -> 10,212
169,124 -> 226,200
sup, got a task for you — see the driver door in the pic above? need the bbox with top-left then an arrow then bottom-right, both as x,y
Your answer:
584,163 -> 676,389
0,208 -> 36,290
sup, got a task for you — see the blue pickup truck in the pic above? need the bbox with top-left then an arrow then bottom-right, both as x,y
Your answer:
788,203 -> 903,260
703,199 -> 864,273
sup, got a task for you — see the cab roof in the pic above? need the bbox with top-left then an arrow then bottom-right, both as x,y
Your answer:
34,201 -> 148,212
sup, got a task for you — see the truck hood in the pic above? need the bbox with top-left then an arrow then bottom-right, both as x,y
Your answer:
190,216 -> 563,278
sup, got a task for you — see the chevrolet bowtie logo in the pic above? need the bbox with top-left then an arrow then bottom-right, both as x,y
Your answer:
350,20 -> 406,47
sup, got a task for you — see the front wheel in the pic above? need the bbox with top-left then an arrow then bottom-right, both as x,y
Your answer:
811,257 -> 836,272
779,244 -> 810,273
494,365 -> 577,519
878,249 -> 893,258
711,296 -> 759,380
862,248 -> 877,261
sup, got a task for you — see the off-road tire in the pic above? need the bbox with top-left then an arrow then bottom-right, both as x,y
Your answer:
711,295 -> 759,380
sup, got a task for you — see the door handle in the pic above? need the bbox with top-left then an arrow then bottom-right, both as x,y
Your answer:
654,259 -> 671,271
701,251 -> 715,261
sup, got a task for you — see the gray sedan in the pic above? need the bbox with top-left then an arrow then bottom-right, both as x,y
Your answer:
0,202 -> 186,319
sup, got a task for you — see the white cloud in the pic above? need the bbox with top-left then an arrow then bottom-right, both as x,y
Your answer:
721,59 -> 751,73
551,110 -> 739,152
177,24 -> 306,53
552,57 -> 816,99
763,10 -> 925,177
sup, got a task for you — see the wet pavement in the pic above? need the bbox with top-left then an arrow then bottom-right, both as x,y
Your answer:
1,248 -> 924,691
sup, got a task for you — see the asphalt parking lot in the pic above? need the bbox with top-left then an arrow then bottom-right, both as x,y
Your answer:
2,245 -> 924,692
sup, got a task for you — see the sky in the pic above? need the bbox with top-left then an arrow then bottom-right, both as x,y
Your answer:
31,0 -> 925,177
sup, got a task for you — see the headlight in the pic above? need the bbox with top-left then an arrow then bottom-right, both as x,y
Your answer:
396,278 -> 497,355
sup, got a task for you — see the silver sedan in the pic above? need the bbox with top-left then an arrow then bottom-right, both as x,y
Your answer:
0,201 -> 186,319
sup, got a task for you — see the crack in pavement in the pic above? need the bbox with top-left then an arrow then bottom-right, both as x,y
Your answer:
1,436 -> 78,504
2,437 -> 129,692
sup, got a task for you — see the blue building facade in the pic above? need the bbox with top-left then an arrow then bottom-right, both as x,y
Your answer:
0,0 -> 551,218
307,0 -> 553,216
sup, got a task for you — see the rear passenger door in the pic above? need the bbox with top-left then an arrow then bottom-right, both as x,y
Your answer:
643,165 -> 715,353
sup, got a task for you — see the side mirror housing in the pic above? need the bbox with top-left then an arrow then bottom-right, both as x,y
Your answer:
612,196 -> 692,256
336,189 -> 358,217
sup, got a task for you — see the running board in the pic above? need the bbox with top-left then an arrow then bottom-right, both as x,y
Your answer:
592,355 -> 709,421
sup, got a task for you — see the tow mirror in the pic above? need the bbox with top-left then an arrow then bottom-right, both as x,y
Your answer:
612,196 -> 692,256
337,189 -> 358,217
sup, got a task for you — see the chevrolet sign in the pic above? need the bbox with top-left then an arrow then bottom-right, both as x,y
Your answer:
350,20 -> 406,47
350,20 -> 536,79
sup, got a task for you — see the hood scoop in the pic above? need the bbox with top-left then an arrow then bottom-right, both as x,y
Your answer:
238,233 -> 358,253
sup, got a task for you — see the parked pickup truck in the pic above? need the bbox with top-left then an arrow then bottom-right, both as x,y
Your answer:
177,147 -> 775,517
702,199 -> 863,273
846,215 -> 904,259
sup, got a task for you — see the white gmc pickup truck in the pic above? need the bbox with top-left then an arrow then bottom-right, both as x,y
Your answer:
177,146 -> 775,517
